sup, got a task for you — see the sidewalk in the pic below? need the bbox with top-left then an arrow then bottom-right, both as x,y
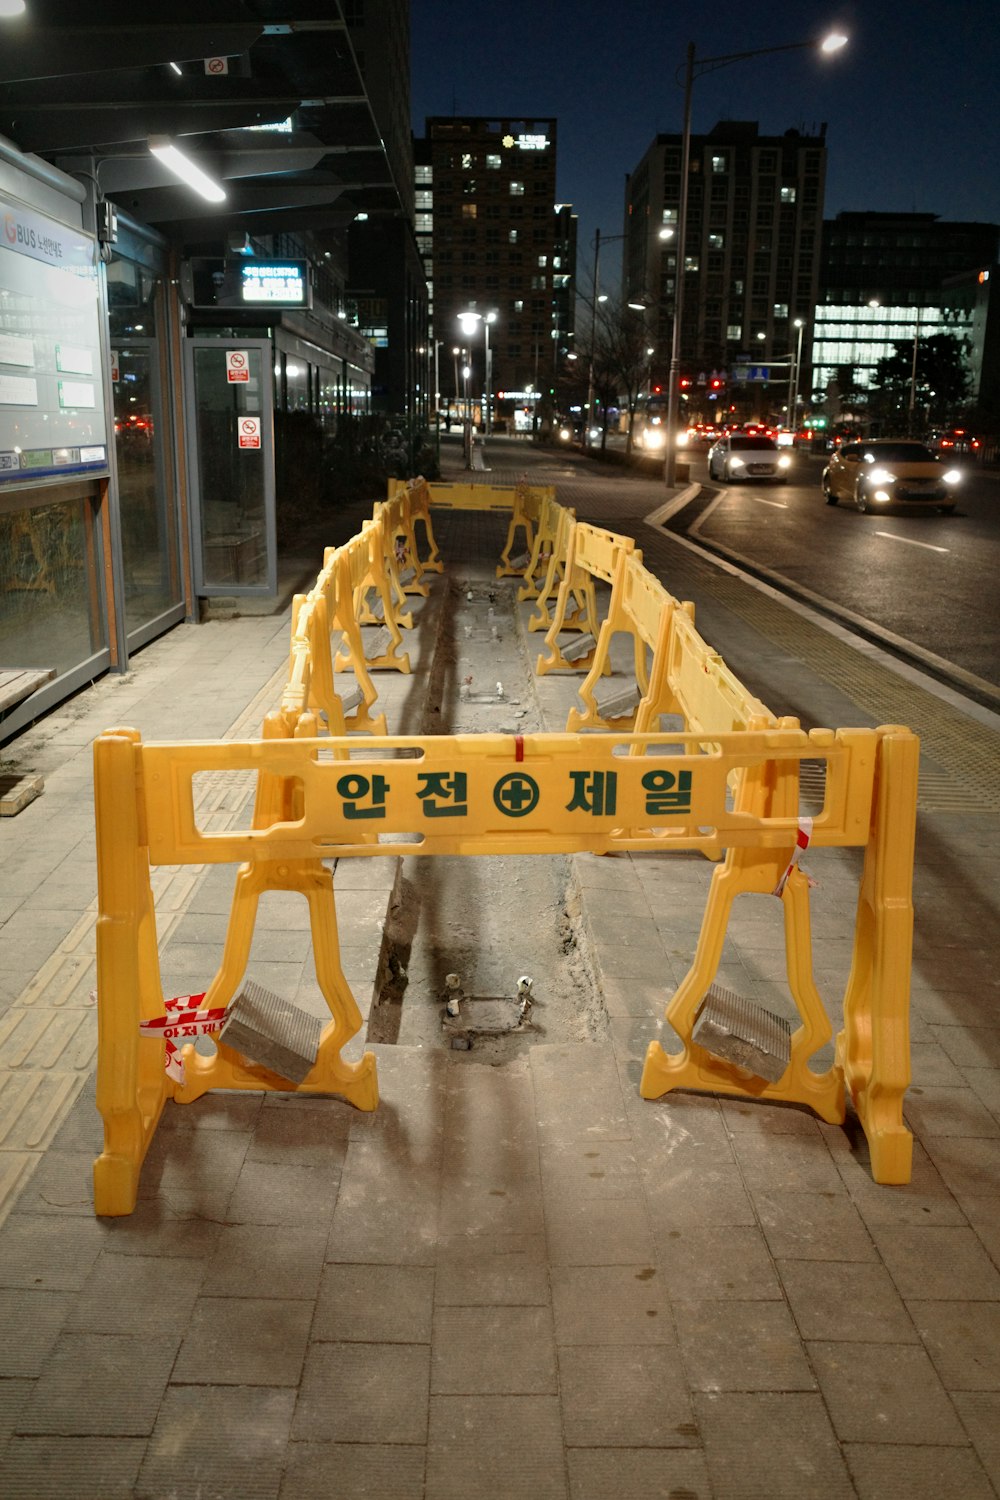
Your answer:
0,436 -> 999,1499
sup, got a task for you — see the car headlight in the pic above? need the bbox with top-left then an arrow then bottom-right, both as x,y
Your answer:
729,456 -> 745,469
942,469 -> 962,484
644,429 -> 666,450
868,467 -> 895,484
677,430 -> 689,446
559,427 -> 571,441
778,455 -> 791,469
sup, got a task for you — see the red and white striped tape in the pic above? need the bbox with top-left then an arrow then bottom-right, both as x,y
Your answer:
138,993 -> 228,1083
773,816 -> 813,897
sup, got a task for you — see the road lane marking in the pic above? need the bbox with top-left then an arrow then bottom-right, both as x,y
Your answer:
874,530 -> 949,554
753,497 -> 788,508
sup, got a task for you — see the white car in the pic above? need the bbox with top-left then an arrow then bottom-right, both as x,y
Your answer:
708,433 -> 791,483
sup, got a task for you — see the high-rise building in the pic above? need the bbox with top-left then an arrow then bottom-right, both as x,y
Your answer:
625,122 -> 826,420
815,212 -> 1000,400
415,117 -> 574,414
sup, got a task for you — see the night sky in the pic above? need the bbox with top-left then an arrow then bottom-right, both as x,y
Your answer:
411,0 -> 1000,283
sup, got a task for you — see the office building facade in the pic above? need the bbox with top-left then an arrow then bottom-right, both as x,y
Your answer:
624,121 -> 826,420
415,117 -> 573,418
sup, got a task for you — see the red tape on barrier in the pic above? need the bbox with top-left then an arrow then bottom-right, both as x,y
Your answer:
773,817 -> 813,897
515,734 -> 524,762
138,993 -> 228,1083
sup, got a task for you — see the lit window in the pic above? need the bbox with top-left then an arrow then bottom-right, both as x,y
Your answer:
462,204 -> 478,220
711,154 -> 728,174
486,154 -> 501,169
662,208 -> 677,224
461,153 -> 473,169
684,256 -> 699,273
727,324 -> 742,340
537,255 -> 548,268
774,303 -> 788,319
708,233 -> 724,251
513,299 -> 524,312
781,186 -> 796,204
509,229 -> 518,243
510,181 -> 525,196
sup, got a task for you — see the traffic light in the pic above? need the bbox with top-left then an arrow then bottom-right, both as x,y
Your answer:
709,377 -> 725,390
679,377 -> 692,390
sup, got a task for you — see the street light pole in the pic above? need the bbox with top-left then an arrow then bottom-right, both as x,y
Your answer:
908,308 -> 921,435
788,317 -> 805,429
664,41 -> 695,489
663,29 -> 848,487
584,228 -> 601,451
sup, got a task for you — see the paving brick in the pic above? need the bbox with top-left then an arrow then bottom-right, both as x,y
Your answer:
172,1295 -> 312,1386
202,1223 -> 327,1300
66,1251 -> 204,1337
559,1343 -> 695,1448
278,1441 -> 426,1500
0,1377 -> 32,1446
951,1392 -> 1000,1485
566,1447 -> 711,1500
923,1135 -> 1000,1202
729,1130 -> 845,1195
551,1265 -> 673,1346
0,1437 -> 145,1499
0,1289 -> 72,1376
137,1123 -> 251,1216
224,1159 -> 340,1228
434,1232 -> 550,1303
431,1304 -> 556,1394
868,1223 -> 1000,1301
544,1191 -> 654,1266
653,1224 -> 782,1301
675,1298 -> 817,1391
137,1385 -> 295,1500
426,1394 -> 567,1500
694,1390 -> 855,1499
19,1332 -> 178,1436
292,1342 -> 430,1443
314,1263 -> 435,1343
778,1259 -> 917,1343
910,1299 -> 1000,1390
904,1085 -> 1000,1139
808,1339 -> 967,1445
754,1188 -> 878,1262
0,1212 -> 108,1290
844,1442 -> 995,1500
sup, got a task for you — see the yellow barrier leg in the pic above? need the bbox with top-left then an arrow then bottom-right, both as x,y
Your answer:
93,730 -> 172,1217
641,849 -> 844,1125
836,727 -> 918,1184
175,860 -> 378,1111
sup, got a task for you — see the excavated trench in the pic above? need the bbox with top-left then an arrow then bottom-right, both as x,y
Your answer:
365,570 -> 608,1058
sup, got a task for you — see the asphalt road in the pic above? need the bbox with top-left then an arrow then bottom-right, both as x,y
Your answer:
669,449 -> 1000,706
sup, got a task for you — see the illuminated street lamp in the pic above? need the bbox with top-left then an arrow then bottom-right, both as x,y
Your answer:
457,308 -> 498,435
663,29 -> 848,486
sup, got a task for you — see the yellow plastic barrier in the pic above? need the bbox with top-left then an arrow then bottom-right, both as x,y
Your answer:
284,580 -> 386,738
566,549 -> 674,729
376,491 -> 430,598
496,477 -> 553,579
386,475 -> 444,574
640,723 -> 919,1186
536,521 -> 635,674
525,497 -> 575,627
92,477 -> 919,1210
333,517 -> 412,674
92,718 -> 379,1217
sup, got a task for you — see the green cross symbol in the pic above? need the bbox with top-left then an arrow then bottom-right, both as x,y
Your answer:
493,772 -> 540,818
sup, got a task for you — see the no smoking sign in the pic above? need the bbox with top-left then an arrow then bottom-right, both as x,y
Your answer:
226,350 -> 250,383
238,417 -> 261,449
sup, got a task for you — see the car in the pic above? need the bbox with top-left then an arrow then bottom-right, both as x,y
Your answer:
822,439 -> 962,513
931,427 -> 981,456
707,432 -> 791,483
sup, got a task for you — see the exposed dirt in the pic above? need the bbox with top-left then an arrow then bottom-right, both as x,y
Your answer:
366,573 -> 608,1058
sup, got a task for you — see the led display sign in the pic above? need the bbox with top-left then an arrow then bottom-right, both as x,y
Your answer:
239,260 -> 311,307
